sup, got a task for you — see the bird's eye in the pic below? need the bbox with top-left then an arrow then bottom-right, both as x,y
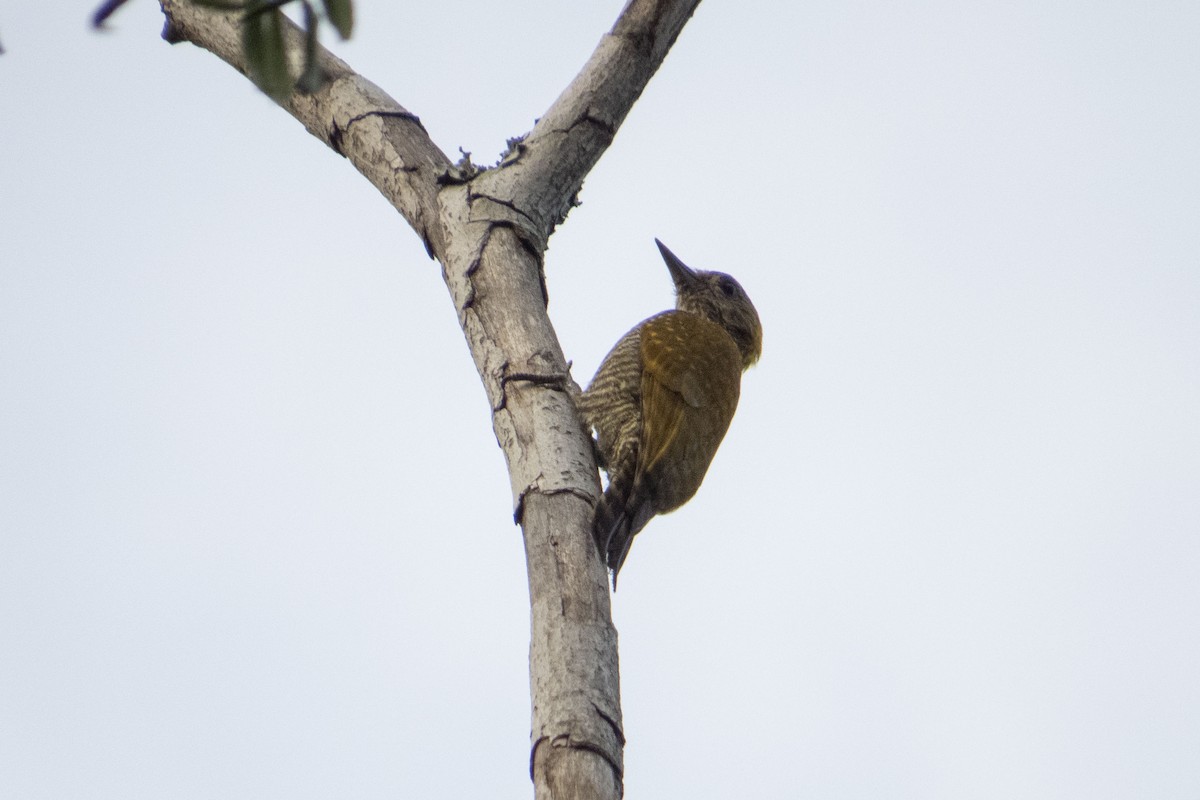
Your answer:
718,277 -> 738,297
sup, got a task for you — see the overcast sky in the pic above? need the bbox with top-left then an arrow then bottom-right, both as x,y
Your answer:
3,1 -> 1199,798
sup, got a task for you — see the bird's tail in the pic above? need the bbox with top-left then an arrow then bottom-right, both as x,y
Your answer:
593,473 -> 654,590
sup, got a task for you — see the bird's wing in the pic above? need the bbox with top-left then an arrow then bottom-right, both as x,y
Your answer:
637,313 -> 742,510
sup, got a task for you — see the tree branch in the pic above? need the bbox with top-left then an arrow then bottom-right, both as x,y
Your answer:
473,0 -> 702,249
159,0 -> 452,258
156,1 -> 703,796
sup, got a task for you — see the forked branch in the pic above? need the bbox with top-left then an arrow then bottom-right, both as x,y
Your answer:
156,2 -> 702,796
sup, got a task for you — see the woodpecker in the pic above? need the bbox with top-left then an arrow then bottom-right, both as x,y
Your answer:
577,239 -> 762,586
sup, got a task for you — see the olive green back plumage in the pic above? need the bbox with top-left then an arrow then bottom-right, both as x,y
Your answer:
578,240 -> 761,586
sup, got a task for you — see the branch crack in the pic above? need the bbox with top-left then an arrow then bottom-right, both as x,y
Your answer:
468,191 -> 539,230
591,702 -> 626,747
329,109 -> 425,156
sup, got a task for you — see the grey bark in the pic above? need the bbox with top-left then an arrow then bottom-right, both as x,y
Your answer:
157,1 -> 702,796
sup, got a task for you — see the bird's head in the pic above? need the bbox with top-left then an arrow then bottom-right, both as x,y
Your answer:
656,238 -> 762,369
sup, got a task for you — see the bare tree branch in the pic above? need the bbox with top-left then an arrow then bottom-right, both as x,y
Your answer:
479,0 -> 701,245
157,1 -> 703,795
160,0 -> 451,257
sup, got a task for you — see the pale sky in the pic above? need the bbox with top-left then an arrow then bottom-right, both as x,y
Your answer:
3,2 -> 1199,798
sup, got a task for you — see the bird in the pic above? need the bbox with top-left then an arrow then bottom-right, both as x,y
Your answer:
577,239 -> 762,587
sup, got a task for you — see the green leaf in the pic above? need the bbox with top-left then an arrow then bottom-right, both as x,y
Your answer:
321,0 -> 353,40
242,6 -> 291,103
295,1 -> 325,94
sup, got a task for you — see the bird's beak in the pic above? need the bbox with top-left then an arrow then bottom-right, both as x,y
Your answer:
655,238 -> 698,291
